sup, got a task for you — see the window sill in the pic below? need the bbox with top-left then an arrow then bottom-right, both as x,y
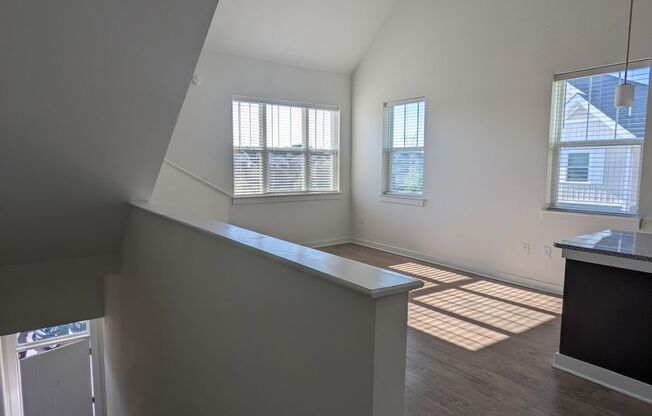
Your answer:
232,192 -> 341,205
379,194 -> 426,207
539,209 -> 641,230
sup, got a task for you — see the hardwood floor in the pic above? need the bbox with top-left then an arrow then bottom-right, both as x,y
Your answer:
319,243 -> 652,416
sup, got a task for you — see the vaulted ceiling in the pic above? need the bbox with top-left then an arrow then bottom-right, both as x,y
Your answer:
204,0 -> 399,73
0,0 -> 397,267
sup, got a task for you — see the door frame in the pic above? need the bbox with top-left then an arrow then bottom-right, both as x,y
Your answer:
0,334 -> 22,416
0,319 -> 106,416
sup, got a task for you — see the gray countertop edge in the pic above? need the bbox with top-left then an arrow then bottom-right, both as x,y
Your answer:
553,242 -> 652,263
130,202 -> 424,298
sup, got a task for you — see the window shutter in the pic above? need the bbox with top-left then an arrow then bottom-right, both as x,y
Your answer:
309,108 -> 338,191
232,98 -> 339,196
547,62 -> 650,215
233,101 -> 264,195
383,98 -> 426,195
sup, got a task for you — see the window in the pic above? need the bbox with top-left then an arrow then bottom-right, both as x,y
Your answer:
565,152 -> 590,182
14,321 -> 90,364
383,98 -> 425,196
232,97 -> 339,196
546,62 -> 650,215
560,149 -> 605,184
16,321 -> 88,349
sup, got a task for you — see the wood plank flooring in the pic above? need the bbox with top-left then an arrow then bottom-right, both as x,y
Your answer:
319,243 -> 652,416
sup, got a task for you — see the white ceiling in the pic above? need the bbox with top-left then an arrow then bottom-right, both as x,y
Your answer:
0,0 -> 218,266
204,0 -> 399,73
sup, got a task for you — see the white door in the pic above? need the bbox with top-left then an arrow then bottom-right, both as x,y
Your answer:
20,340 -> 93,416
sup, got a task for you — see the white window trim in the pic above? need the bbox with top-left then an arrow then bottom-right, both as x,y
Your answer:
232,191 -> 340,205
379,194 -> 426,206
231,96 -> 341,198
0,336 -> 22,416
554,59 -> 650,81
545,60 -> 650,216
539,209 -> 642,230
381,97 -> 426,198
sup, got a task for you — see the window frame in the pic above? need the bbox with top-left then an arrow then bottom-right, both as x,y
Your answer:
545,60 -> 650,216
382,97 -> 427,198
231,96 -> 341,198
15,321 -> 90,351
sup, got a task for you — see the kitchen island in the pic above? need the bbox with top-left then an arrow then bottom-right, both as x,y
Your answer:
554,229 -> 652,403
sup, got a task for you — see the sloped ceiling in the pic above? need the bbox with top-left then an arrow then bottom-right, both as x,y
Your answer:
0,0 -> 219,266
204,0 -> 399,73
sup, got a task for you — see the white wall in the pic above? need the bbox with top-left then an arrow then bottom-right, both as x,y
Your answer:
104,206 -> 410,416
155,51 -> 352,245
351,0 -> 652,292
0,255 -> 117,336
150,162 -> 230,223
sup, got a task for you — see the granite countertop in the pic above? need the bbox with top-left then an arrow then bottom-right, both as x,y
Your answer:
554,229 -> 652,262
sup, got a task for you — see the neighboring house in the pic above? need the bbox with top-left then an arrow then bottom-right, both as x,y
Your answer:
555,73 -> 648,211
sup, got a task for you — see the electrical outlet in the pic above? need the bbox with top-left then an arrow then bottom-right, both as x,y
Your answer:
544,246 -> 552,259
358,217 -> 365,225
522,242 -> 530,255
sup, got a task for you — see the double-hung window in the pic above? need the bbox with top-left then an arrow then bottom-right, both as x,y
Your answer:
232,97 -> 339,196
546,62 -> 650,215
383,98 -> 426,196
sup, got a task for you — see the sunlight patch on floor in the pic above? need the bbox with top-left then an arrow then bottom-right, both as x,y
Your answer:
408,303 -> 509,351
414,289 -> 556,334
460,280 -> 563,314
390,262 -> 471,284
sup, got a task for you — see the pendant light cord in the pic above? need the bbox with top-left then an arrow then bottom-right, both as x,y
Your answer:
624,0 -> 634,84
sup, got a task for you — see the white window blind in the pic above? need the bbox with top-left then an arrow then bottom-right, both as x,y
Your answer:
383,98 -> 425,195
232,98 -> 339,196
546,62 -> 650,215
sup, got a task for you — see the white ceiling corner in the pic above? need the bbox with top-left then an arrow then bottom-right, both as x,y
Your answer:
204,0 -> 399,73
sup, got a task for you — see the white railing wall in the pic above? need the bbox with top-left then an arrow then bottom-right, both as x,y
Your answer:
103,203 -> 421,416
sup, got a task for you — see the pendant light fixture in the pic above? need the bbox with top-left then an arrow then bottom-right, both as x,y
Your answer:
615,0 -> 635,107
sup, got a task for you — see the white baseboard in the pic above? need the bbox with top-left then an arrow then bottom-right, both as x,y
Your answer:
303,237 -> 353,248
351,238 -> 563,295
553,353 -> 652,404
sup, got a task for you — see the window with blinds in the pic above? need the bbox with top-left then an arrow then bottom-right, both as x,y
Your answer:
546,62 -> 650,215
232,98 -> 339,196
383,98 -> 426,196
